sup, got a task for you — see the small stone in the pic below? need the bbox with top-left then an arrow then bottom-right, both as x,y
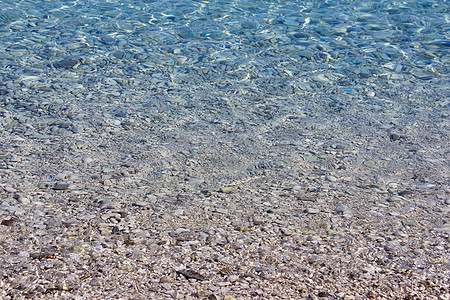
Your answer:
326,175 -> 337,182
63,218 -> 77,226
417,183 -> 436,189
4,187 -> 17,193
305,208 -> 320,214
318,291 -> 332,297
298,50 -> 314,60
99,199 -> 120,209
253,218 -> 264,225
176,269 -> 205,281
1,218 -> 17,226
389,133 -> 401,141
306,155 -> 318,162
433,223 -> 450,233
215,208 -> 228,214
227,275 -> 239,282
159,276 -> 173,283
173,208 -> 184,216
83,157 -> 93,164
196,290 -> 208,297
334,204 -> 347,213
53,182 -> 70,190
343,212 -> 352,219
220,187 -> 236,194
402,219 -> 416,226
18,196 -> 30,205
306,235 -> 322,242
207,294 -> 219,300
237,226 -> 252,232
189,178 -> 204,185
384,241 -> 399,253
363,160 -> 377,168
54,57 -> 81,68
281,228 -> 294,236
132,201 -> 148,207
388,195 -> 405,202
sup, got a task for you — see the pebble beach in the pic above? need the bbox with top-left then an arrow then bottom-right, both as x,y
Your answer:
0,0 -> 449,298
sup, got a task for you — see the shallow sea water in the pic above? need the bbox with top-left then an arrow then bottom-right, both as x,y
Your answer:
0,0 -> 448,186
0,0 -> 449,298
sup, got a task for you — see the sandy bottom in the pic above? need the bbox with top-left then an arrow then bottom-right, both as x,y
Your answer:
0,86 -> 449,299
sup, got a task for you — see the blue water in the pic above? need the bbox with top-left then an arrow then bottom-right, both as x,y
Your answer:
0,0 -> 448,179
1,3 -> 450,300
1,0 -> 448,85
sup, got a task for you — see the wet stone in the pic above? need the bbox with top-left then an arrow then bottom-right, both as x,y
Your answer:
388,195 -> 405,202
363,161 -> 377,168
305,208 -> 320,214
1,218 -> 17,226
220,187 -> 236,194
98,199 -> 121,210
434,223 -> 450,233
402,219 -> 417,226
389,133 -> 401,141
334,204 -> 347,214
0,0 -> 447,298
4,186 -> 17,193
53,182 -> 70,190
326,175 -> 337,182
53,57 -> 82,68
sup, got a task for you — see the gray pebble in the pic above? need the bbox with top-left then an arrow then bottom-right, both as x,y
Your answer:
417,183 -> 436,189
214,208 -> 228,214
281,228 -> 294,236
298,50 -> 314,60
63,218 -> 77,226
334,204 -> 347,213
384,241 -> 399,253
53,182 -> 70,190
15,194 -> 30,205
99,199 -> 120,210
173,208 -> 184,216
434,223 -> 450,233
326,175 -> 337,182
4,186 -> 17,193
54,57 -> 82,68
305,208 -> 320,214
132,201 -> 148,207
388,195 -> 405,202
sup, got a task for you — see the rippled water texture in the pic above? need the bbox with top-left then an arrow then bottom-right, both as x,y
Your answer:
0,0 -> 448,178
1,0 -> 448,90
0,2 -> 449,298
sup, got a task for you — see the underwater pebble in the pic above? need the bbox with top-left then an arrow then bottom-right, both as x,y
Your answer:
305,208 -> 320,214
0,0 -> 447,299
220,187 -> 236,194
388,195 -> 406,202
334,204 -> 347,214
53,182 -> 70,190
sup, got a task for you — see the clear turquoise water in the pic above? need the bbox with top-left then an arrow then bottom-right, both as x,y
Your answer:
1,0 -> 448,89
0,0 -> 448,172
